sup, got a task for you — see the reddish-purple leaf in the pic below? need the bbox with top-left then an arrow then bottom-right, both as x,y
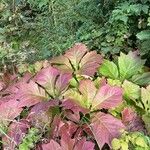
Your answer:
122,108 -> 145,132
34,66 -> 60,96
79,51 -> 103,76
74,138 -> 95,150
60,132 -> 75,150
0,99 -> 23,126
41,132 -> 94,150
90,112 -> 125,149
2,120 -> 29,150
64,43 -> 88,70
92,84 -> 123,110
50,55 -> 73,73
51,43 -> 103,76
42,140 -> 61,150
79,80 -> 97,101
34,66 -> 71,97
55,73 -> 72,95
66,79 -> 123,111
17,80 -> 47,108
27,100 -> 58,128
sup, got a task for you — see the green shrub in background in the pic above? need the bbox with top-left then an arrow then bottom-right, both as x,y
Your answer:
0,0 -> 150,70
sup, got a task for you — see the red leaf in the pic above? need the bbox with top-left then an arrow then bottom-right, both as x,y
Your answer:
66,79 -> 123,111
90,112 -> 124,149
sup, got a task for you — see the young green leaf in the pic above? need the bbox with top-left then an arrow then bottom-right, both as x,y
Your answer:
99,60 -> 119,79
122,80 -> 140,100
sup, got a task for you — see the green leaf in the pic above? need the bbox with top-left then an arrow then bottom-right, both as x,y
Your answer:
107,79 -> 121,87
122,80 -> 140,100
112,138 -> 121,150
120,141 -> 128,150
135,136 -> 148,148
142,113 -> 150,135
118,52 -> 145,80
99,60 -> 119,79
137,30 -> 150,40
131,72 -> 150,86
141,86 -> 150,113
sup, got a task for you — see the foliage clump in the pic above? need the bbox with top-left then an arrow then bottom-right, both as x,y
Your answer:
0,43 -> 150,149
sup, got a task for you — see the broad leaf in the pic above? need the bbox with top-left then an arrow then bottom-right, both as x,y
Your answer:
0,100 -> 23,127
65,43 -> 88,70
17,80 -> 48,108
74,138 -> 95,150
98,60 -> 119,79
79,51 -> 103,76
2,120 -> 29,150
118,52 -> 145,80
141,86 -> 150,113
41,134 -> 94,150
122,108 -> 145,132
90,112 -> 124,149
107,79 -> 121,87
131,72 -> 150,86
92,84 -> 123,110
42,140 -> 61,150
79,80 -> 97,108
142,113 -> 150,135
122,80 -> 140,100
27,100 -> 58,128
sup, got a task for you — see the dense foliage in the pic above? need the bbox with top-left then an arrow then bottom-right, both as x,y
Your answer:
1,0 -> 150,70
0,43 -> 150,150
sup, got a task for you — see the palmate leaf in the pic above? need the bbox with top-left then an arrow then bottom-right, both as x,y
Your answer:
65,79 -> 123,111
50,43 -> 103,76
118,52 -> 145,81
34,66 -> 71,97
90,112 -> 124,149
